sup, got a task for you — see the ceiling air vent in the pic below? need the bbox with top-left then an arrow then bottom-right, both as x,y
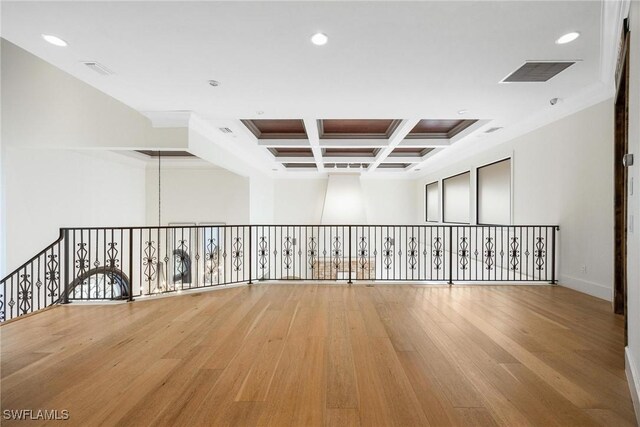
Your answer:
484,127 -> 503,134
502,61 -> 576,83
218,127 -> 233,134
82,61 -> 114,76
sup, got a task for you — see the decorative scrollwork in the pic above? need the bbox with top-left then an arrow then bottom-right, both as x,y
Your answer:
76,242 -> 89,276
484,237 -> 495,271
383,237 -> 393,270
18,273 -> 32,315
408,237 -> 418,270
0,290 -> 4,321
535,237 -> 546,271
46,254 -> 59,298
258,236 -> 268,271
143,240 -> 157,283
358,237 -> 368,272
433,237 -> 442,271
107,242 -> 119,268
509,236 -> 520,271
175,239 -> 190,282
458,237 -> 469,271
332,236 -> 342,270
283,236 -> 293,271
205,237 -> 220,276
232,237 -> 243,272
308,237 -> 317,270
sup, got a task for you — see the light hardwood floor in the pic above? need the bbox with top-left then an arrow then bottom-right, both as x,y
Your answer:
1,283 -> 637,426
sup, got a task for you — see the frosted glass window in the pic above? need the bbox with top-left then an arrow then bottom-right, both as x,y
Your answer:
425,182 -> 439,222
443,172 -> 470,223
477,159 -> 511,224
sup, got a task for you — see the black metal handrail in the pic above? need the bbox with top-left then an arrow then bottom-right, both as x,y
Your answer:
0,224 -> 559,322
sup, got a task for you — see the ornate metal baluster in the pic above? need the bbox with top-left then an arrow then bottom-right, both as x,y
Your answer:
232,237 -> 243,272
283,236 -> 293,272
332,236 -> 342,271
0,283 -> 4,322
383,237 -> 393,270
143,240 -> 157,289
509,236 -> 520,271
358,236 -> 368,277
46,253 -> 59,299
408,236 -> 417,271
18,273 -> 32,315
432,236 -> 442,271
535,236 -> 546,271
175,239 -> 189,283
458,236 -> 469,271
484,237 -> 495,271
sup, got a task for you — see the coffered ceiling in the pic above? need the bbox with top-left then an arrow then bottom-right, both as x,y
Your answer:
244,118 -> 479,172
0,1 -> 622,176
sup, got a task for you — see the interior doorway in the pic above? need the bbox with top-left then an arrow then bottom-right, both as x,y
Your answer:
614,20 -> 629,344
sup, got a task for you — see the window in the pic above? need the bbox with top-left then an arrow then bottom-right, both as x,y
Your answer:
425,182 -> 439,222
443,171 -> 470,224
477,158 -> 511,225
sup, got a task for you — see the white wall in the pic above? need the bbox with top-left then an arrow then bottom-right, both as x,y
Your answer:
145,163 -> 250,225
249,174 -> 275,224
625,0 -> 640,417
273,176 -> 418,225
2,148 -> 146,275
273,178 -> 328,224
1,39 -> 187,150
321,175 -> 367,224
416,100 -> 614,301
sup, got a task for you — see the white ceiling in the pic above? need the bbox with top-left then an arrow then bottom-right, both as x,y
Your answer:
0,1 -> 616,176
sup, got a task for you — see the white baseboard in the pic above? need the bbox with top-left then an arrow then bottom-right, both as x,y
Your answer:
625,347 -> 640,422
559,274 -> 612,301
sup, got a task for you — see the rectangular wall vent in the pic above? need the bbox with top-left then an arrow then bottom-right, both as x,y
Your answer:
218,127 -> 233,134
502,61 -> 575,83
82,61 -> 114,76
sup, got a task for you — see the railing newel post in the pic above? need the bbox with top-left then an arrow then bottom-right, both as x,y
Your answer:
448,226 -> 453,285
348,226 -> 353,285
128,229 -> 134,302
248,225 -> 253,285
551,226 -> 558,285
63,229 -> 70,304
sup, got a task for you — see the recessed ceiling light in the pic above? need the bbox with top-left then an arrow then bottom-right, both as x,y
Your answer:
457,109 -> 468,115
415,169 -> 421,172
272,168 -> 278,172
208,80 -> 220,87
257,111 -> 264,115
311,32 -> 328,46
556,32 -> 580,45
41,34 -> 68,47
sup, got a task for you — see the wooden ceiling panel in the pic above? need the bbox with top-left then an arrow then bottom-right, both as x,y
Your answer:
408,119 -> 477,138
320,119 -> 400,138
242,119 -> 307,139
323,147 -> 377,157
390,147 -> 434,157
269,147 -> 314,157
283,163 -> 317,169
136,150 -> 195,157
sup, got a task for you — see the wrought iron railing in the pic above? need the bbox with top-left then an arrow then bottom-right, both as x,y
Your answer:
0,224 -> 558,322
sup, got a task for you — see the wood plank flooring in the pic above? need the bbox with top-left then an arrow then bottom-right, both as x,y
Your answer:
0,283 -> 637,426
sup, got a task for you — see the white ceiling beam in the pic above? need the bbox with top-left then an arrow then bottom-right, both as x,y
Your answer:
302,119 -> 324,172
257,139 -> 310,148
396,138 -> 450,148
367,119 -> 420,172
319,139 -> 388,148
380,156 -> 423,163
257,138 -> 391,148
